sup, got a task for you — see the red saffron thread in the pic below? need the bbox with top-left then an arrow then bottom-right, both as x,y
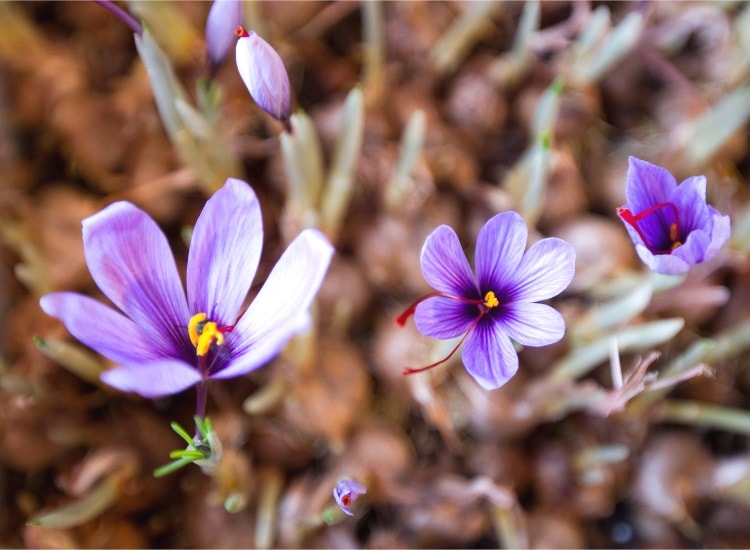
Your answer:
618,202 -> 682,254
397,291 -> 495,376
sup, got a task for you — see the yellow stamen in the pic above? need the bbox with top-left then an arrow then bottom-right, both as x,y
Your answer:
195,322 -> 223,356
188,313 -> 207,347
483,290 -> 499,308
188,312 -> 224,357
669,223 -> 680,243
670,241 -> 682,251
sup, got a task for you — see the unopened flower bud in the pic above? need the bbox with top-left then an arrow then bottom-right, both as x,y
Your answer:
205,0 -> 243,67
235,27 -> 292,122
333,478 -> 366,516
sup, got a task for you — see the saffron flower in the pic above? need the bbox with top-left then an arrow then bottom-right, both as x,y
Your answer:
205,0 -> 243,67
397,212 -> 575,390
333,478 -> 366,516
617,157 -> 731,275
40,179 -> 333,399
235,26 -> 292,122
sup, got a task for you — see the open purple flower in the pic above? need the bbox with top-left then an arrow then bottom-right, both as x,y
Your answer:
333,478 -> 366,516
235,26 -> 291,122
40,178 -> 333,399
206,0 -> 243,67
617,157 -> 730,275
397,212 -> 575,390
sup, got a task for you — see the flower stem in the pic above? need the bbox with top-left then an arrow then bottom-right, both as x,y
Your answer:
195,380 -> 207,436
93,0 -> 142,36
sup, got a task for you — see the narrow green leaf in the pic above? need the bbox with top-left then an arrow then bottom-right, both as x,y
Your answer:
27,478 -> 119,528
170,422 -> 194,447
549,318 -> 685,382
153,456 -> 195,478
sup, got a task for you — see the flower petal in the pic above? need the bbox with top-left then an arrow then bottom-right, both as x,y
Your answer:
672,229 -> 711,266
187,178 -> 263,325
235,30 -> 291,121
705,209 -> 731,259
498,302 -> 565,347
670,175 -> 710,236
420,225 -> 477,297
634,243 -> 690,275
507,237 -> 575,302
82,202 -> 189,343
414,296 -> 475,339
475,212 -> 527,291
100,360 -> 201,398
40,292 -> 176,365
625,157 -> 676,214
462,320 -> 519,390
211,313 -> 310,380
214,229 -> 334,379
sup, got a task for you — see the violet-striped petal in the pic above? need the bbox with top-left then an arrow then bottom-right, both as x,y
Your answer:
462,321 -> 518,390
499,302 -> 565,347
187,178 -> 263,324
706,209 -> 731,258
634,244 -> 689,275
40,292 -> 175,365
100,360 -> 202,398
235,29 -> 292,121
507,237 -> 575,302
672,230 -> 712,265
625,157 -> 676,215
475,212 -> 528,291
414,296 -> 475,340
420,225 -> 477,297
670,175 -> 710,236
206,0 -> 243,66
216,229 -> 333,379
82,202 -> 189,344
210,312 -> 309,380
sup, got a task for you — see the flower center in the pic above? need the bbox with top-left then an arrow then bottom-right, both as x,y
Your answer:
617,202 -> 682,255
483,290 -> 499,309
188,313 -> 225,357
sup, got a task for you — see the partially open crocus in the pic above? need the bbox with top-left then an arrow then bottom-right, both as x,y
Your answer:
40,179 -> 333,398
617,157 -> 730,275
205,0 -> 243,67
398,212 -> 575,390
333,478 -> 366,516
235,26 -> 291,122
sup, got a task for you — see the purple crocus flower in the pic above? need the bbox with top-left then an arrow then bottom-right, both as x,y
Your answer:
235,27 -> 292,122
40,178 -> 333,399
333,478 -> 366,516
206,0 -> 243,67
617,157 -> 731,275
397,212 -> 575,390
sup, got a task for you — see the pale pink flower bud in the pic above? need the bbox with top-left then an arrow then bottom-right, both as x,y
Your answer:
205,0 -> 243,67
235,26 -> 292,122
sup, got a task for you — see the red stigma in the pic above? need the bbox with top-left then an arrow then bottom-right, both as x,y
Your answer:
397,291 -> 493,376
341,494 -> 352,506
618,202 -> 682,254
235,26 -> 249,38
396,291 -> 443,326
217,303 -> 251,335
